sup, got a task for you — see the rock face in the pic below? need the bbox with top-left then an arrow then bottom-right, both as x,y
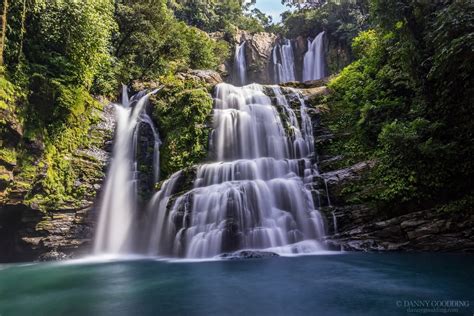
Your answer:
0,102 -> 23,204
226,30 -> 353,84
324,207 -> 474,252
0,103 -> 114,262
318,165 -> 474,254
234,31 -> 277,84
292,36 -> 308,81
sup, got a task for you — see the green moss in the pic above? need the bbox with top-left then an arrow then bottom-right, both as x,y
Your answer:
17,84 -> 104,209
0,166 -> 11,181
0,148 -> 17,166
0,75 -> 17,111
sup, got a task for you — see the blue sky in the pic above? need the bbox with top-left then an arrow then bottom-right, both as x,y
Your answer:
250,0 -> 289,23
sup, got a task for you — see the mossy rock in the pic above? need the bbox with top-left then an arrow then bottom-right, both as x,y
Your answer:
148,74 -> 214,179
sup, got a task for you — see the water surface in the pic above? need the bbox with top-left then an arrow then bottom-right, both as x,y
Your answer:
0,253 -> 472,315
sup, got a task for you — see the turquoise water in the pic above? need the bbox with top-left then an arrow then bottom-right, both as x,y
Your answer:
0,253 -> 473,315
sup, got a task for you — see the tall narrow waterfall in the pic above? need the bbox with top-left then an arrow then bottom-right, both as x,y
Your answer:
94,87 -> 160,254
234,41 -> 247,86
145,83 -> 326,258
303,31 -> 326,81
272,39 -> 296,84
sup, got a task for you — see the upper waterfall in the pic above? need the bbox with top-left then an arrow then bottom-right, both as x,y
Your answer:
145,83 -> 326,258
303,31 -> 326,81
93,87 -> 160,254
234,41 -> 247,86
272,39 -> 296,84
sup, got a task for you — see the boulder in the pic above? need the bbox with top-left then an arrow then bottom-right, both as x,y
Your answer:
300,86 -> 330,98
185,69 -> 223,85
218,250 -> 280,260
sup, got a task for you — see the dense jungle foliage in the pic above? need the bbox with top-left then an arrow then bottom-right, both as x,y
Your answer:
0,0 -> 472,217
322,0 -> 474,215
169,0 -> 273,33
0,0 -> 255,208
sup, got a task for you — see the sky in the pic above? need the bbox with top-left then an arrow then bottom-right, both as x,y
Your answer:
249,0 -> 289,23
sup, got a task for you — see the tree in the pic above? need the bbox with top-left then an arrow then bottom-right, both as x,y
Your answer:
0,0 -> 8,65
327,0 -> 474,212
111,0 -> 228,83
281,0 -> 326,9
170,0 -> 265,33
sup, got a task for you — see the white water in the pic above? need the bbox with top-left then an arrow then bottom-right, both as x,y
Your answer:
234,41 -> 247,86
94,87 -> 160,254
272,39 -> 296,84
146,83 -> 326,258
303,31 -> 326,82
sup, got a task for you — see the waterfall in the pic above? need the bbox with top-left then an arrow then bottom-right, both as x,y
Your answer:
303,31 -> 326,82
234,41 -> 247,86
94,86 -> 160,254
272,39 -> 296,84
146,83 -> 326,258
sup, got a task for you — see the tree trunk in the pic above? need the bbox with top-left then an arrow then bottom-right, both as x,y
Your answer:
17,0 -> 27,64
0,0 -> 8,66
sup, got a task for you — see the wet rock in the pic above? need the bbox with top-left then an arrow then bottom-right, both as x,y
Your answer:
218,250 -> 280,260
38,250 -> 70,262
325,208 -> 474,252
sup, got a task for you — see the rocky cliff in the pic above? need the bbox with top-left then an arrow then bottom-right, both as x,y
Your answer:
226,30 -> 352,85
0,100 -> 114,262
234,30 -> 277,84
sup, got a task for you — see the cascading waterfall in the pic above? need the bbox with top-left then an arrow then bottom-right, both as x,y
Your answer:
303,31 -> 326,82
94,86 -> 160,254
272,39 -> 296,84
145,83 -> 326,258
234,41 -> 247,86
